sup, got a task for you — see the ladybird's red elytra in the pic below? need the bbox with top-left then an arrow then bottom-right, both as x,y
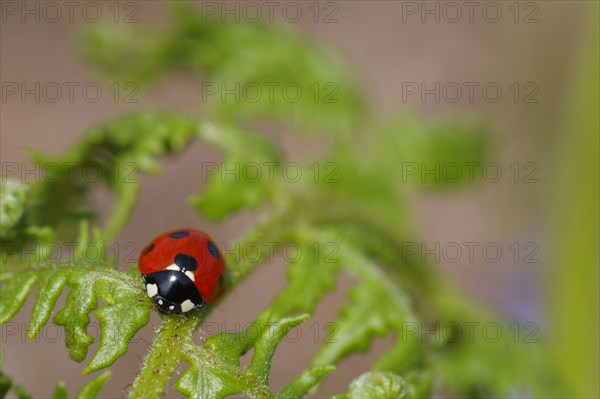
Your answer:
138,228 -> 226,314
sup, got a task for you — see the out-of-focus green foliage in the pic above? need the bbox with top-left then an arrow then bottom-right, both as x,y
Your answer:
0,2 -> 570,398
189,122 -> 280,220
548,5 -> 600,398
428,289 -> 564,398
80,3 -> 365,136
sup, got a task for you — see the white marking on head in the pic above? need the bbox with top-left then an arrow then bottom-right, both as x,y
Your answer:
146,284 -> 158,298
166,264 -> 180,271
180,299 -> 195,313
169,305 -> 175,311
158,299 -> 164,305
184,270 -> 195,281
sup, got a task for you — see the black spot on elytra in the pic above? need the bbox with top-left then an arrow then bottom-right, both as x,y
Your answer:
174,253 -> 197,271
144,244 -> 155,255
169,231 -> 190,239
219,275 -> 225,288
207,241 -> 219,259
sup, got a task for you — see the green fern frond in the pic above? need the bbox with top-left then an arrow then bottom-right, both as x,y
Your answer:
176,315 -> 325,398
305,230 -> 423,374
266,236 -> 340,320
0,262 -> 149,374
1,1 -> 571,397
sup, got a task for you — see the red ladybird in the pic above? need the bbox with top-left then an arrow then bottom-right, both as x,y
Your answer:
138,228 -> 225,314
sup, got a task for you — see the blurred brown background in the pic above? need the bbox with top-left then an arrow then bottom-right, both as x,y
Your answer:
0,1 -> 592,397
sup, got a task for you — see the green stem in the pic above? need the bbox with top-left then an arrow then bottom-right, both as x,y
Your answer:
129,317 -> 193,398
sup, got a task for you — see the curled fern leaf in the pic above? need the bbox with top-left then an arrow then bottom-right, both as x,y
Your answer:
341,371 -> 411,399
0,179 -> 28,239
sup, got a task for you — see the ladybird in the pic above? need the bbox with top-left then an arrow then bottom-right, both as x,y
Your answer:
138,228 -> 225,314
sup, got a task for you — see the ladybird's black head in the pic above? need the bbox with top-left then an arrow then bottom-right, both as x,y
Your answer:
143,270 -> 203,314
